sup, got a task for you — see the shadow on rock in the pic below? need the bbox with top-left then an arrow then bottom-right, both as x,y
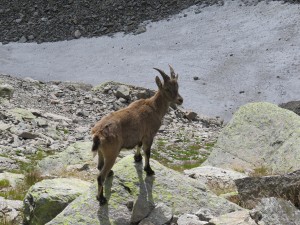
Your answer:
131,162 -> 155,223
97,175 -> 114,225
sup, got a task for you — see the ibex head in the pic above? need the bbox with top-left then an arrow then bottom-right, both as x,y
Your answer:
154,65 -> 183,105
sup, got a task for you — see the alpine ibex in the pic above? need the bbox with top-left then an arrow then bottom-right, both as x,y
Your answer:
91,65 -> 183,205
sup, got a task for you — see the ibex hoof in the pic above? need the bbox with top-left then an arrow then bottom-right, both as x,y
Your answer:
144,167 -> 155,176
97,195 -> 107,205
134,154 -> 143,163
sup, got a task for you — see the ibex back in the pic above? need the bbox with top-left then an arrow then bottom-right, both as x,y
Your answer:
91,65 -> 183,205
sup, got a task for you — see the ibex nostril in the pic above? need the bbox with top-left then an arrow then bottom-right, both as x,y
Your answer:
177,97 -> 183,105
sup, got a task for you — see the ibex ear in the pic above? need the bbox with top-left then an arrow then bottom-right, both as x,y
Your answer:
155,76 -> 163,89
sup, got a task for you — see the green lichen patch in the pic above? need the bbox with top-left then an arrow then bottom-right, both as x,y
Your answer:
0,179 -> 10,188
8,108 -> 36,120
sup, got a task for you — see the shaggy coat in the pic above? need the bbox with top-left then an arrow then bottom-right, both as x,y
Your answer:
91,66 -> 183,205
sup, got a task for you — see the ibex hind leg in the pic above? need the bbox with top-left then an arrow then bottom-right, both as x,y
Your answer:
97,150 -> 104,171
97,150 -> 114,177
96,150 -> 118,205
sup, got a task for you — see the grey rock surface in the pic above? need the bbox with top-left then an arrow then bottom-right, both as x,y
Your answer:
0,156 -> 18,171
0,197 -> 23,224
252,198 -> 300,225
184,166 -> 247,194
139,203 -> 173,225
177,214 -> 207,225
209,210 -> 257,225
114,85 -> 131,100
38,141 -> 92,176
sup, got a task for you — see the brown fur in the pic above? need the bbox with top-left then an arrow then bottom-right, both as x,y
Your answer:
91,66 -> 183,205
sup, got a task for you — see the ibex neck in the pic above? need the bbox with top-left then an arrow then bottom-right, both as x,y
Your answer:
150,91 -> 170,119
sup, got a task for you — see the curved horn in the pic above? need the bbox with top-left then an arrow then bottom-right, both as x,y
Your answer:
169,65 -> 176,79
153,68 -> 170,82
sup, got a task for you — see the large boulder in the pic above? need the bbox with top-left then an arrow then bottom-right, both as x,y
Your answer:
37,141 -> 92,176
0,84 -> 14,99
46,155 -> 240,225
24,178 -> 91,225
235,169 -> 300,208
203,102 -> 300,174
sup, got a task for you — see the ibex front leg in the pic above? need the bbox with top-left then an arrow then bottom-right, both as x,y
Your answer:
142,140 -> 155,176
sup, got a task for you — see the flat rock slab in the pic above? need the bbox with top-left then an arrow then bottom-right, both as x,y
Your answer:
209,210 -> 257,225
184,166 -> 247,194
38,141 -> 92,176
46,155 -> 240,225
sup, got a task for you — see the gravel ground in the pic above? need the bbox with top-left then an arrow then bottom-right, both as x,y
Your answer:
0,0 -> 221,44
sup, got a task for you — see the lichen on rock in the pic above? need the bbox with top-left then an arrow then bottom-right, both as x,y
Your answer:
46,155 -> 240,225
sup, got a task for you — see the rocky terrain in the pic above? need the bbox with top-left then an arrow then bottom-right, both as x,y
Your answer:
1,0 -> 300,44
0,74 -> 223,224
